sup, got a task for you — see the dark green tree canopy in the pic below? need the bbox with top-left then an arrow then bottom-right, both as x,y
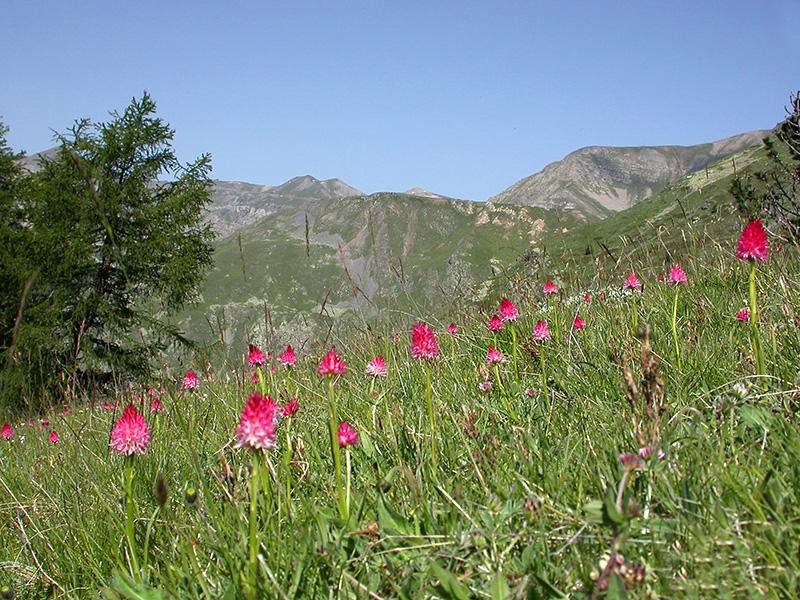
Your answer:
0,94 -> 216,410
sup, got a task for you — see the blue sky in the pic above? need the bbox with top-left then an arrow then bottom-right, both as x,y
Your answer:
2,1 -> 798,199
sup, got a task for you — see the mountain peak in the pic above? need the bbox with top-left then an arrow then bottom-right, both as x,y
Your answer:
491,129 -> 770,216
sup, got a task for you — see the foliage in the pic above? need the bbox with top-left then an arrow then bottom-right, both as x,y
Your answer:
0,95 -> 215,411
732,91 -> 800,242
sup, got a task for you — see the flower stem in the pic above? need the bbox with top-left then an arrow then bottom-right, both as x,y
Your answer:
425,364 -> 438,471
327,380 -> 345,519
124,458 -> 141,584
345,448 -> 352,520
539,348 -> 548,401
510,325 -> 519,379
749,261 -> 765,376
248,453 -> 260,598
631,294 -> 639,333
671,286 -> 682,370
494,363 -> 517,421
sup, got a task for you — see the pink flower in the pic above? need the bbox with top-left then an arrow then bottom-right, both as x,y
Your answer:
583,293 -> 591,303
149,399 -> 163,413
235,392 -> 280,451
478,381 -> 493,393
102,402 -> 117,411
2,423 -> 13,440
282,398 -> 299,417
182,369 -> 199,391
638,446 -> 653,459
525,387 -> 537,398
658,272 -> 665,283
366,355 -> 387,378
447,323 -> 459,334
618,452 -> 644,470
487,315 -> 504,332
278,345 -> 297,368
248,345 -> 266,367
109,404 -> 151,456
317,347 -> 347,377
737,308 -> 750,322
337,421 -> 359,448
410,323 -> 440,361
668,264 -> 687,285
543,279 -> 558,295
736,219 -> 769,262
486,345 -> 504,365
572,315 -> 586,331
532,320 -> 550,342
49,430 -> 60,445
624,271 -> 642,292
499,298 -> 519,322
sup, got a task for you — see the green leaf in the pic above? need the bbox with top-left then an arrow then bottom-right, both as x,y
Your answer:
430,563 -> 472,600
739,404 -> 770,430
377,495 -> 414,536
606,573 -> 629,600
490,571 -> 510,600
603,486 -> 625,525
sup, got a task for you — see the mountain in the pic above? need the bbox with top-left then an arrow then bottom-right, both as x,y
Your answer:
491,130 -> 769,217
404,187 -> 448,199
209,175 -> 362,239
178,192 -> 576,352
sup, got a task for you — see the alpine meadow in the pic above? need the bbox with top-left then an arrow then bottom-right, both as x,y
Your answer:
2,11 -> 800,597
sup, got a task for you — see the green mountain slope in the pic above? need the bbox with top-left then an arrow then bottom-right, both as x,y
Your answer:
179,193 -> 576,352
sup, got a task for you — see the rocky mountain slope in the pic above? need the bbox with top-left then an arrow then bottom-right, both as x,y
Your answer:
209,175 -> 362,239
179,193 -> 575,353
491,130 -> 769,217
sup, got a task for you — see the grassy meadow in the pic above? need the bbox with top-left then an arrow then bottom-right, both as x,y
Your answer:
1,214 -> 799,599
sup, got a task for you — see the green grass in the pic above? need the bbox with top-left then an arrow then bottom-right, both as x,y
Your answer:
2,215 -> 799,597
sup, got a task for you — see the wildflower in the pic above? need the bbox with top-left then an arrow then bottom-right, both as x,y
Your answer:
543,279 -> 558,295
2,423 -> 13,440
109,404 -> 151,456
532,320 -> 551,342
366,355 -> 387,378
102,402 -> 117,411
337,421 -> 359,448
624,271 -> 642,292
525,387 -> 537,398
278,345 -> 297,368
618,453 -> 644,470
235,392 -> 280,451
317,347 -> 347,376
149,398 -> 163,413
499,298 -> 519,322
282,398 -> 299,417
410,322 -> 440,360
248,344 -> 266,367
583,292 -> 591,303
736,219 -> 769,262
572,315 -> 586,331
447,323 -> 459,334
658,273 -> 665,282
638,446 -> 653,459
487,314 -> 504,332
737,308 -> 750,322
49,431 -> 60,444
182,369 -> 199,390
668,264 -> 687,285
478,381 -> 493,393
486,346 -> 504,365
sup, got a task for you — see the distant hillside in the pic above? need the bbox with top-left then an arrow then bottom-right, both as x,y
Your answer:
209,175 -> 362,239
481,140 -> 772,303
178,193 -> 575,352
491,130 -> 769,217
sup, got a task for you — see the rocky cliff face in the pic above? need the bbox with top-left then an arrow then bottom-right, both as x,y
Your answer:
491,130 -> 769,217
208,175 -> 362,239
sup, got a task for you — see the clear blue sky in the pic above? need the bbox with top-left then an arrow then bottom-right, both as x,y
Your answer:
2,1 -> 798,200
